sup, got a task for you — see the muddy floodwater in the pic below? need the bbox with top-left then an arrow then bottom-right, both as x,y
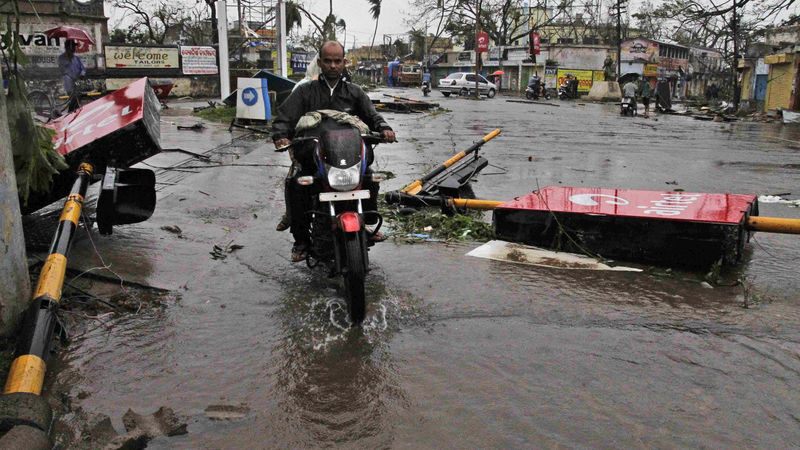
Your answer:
41,88 -> 799,447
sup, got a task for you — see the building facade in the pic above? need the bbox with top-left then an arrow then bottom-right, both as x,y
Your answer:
0,0 -> 108,79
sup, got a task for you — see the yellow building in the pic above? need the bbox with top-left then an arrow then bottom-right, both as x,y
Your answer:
764,51 -> 798,111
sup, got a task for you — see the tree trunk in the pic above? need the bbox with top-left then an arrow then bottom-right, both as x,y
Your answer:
210,1 -> 219,45
0,69 -> 31,336
369,19 -> 379,62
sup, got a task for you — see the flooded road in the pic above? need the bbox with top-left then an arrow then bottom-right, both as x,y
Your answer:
46,89 -> 799,447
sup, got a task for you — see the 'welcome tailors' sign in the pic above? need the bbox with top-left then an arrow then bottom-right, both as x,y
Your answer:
105,45 -> 179,69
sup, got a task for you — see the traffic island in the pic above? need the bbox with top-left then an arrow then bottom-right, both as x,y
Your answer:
585,80 -> 622,102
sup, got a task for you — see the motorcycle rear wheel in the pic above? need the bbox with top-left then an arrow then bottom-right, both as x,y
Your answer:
342,233 -> 366,324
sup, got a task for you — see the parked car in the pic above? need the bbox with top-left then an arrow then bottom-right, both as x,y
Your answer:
437,72 -> 497,98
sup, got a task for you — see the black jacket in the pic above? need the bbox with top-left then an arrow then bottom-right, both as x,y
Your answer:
272,78 -> 392,142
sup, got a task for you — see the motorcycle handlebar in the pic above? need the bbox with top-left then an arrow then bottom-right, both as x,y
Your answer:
361,132 -> 386,145
275,136 -> 317,152
275,132 -> 391,152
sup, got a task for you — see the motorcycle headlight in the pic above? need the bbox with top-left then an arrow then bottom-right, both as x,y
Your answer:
327,164 -> 361,191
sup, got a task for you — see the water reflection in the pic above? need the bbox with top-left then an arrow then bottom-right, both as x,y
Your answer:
271,271 -> 411,447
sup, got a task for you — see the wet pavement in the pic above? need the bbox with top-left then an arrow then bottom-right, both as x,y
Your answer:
42,88 -> 800,447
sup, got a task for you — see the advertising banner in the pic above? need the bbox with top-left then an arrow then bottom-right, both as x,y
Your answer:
557,69 -> 594,93
621,39 -> 658,62
180,46 -> 217,75
531,32 -> 541,55
454,51 -> 475,67
544,66 -> 558,89
106,46 -> 179,69
476,32 -> 489,52
0,20 -> 102,69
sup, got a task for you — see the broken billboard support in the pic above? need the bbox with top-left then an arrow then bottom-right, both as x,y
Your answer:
0,78 -> 162,444
399,128 -> 500,198
387,187 -> 800,268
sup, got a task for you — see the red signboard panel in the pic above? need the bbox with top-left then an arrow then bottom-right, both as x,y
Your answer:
49,77 -> 149,156
497,186 -> 756,225
476,32 -> 488,52
533,32 -> 541,55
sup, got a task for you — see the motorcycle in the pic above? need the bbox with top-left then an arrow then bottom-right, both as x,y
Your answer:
558,81 -> 579,100
278,119 -> 387,325
620,96 -> 637,116
422,81 -> 431,96
525,83 -> 551,100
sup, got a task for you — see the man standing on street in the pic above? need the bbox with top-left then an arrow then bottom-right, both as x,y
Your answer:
272,41 -> 396,262
58,39 -> 85,112
638,77 -> 651,118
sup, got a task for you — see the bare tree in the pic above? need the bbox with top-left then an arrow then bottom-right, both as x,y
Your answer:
651,0 -> 798,108
109,0 -> 191,44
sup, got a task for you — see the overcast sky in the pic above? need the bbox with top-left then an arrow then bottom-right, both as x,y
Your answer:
106,0 -> 797,48
301,0 -> 412,49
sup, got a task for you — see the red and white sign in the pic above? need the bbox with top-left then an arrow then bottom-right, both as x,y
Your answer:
49,78 -> 151,156
180,46 -> 218,75
476,32 -> 489,52
531,32 -> 541,55
497,186 -> 756,224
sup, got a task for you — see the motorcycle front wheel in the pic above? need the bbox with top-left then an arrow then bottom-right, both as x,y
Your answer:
525,91 -> 533,100
342,233 -> 366,324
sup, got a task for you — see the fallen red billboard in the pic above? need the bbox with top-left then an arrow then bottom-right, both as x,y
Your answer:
23,77 -> 161,214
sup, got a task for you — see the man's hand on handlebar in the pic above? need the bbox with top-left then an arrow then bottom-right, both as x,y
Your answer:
274,138 -> 291,151
381,129 -> 396,143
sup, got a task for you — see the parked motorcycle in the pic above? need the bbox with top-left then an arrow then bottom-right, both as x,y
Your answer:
620,96 -> 637,116
422,80 -> 431,96
278,119 -> 388,325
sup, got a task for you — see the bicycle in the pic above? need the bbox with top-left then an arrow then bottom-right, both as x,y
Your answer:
28,77 -> 103,122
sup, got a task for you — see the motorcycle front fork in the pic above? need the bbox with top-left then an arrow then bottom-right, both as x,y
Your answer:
328,199 -> 368,277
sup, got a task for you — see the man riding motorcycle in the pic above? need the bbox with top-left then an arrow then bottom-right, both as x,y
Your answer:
422,70 -> 431,96
272,41 -> 396,261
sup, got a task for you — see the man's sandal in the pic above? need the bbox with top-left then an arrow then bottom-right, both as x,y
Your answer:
276,215 -> 290,232
369,231 -> 387,242
291,243 -> 309,262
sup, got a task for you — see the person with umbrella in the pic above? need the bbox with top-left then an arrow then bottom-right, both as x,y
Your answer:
58,39 -> 86,112
46,27 -> 95,113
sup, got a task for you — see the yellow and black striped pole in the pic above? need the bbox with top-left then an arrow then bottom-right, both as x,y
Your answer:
385,192 -> 504,211
3,163 -> 92,397
402,129 -> 501,195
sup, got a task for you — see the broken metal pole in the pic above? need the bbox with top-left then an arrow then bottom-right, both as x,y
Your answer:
402,128 -> 501,195
747,216 -> 800,234
385,192 -> 502,210
0,163 -> 93,436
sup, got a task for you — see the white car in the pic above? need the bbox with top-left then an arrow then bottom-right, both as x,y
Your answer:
437,72 -> 497,98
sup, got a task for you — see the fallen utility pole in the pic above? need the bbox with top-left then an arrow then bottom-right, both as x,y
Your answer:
382,93 -> 427,104
385,191 -> 502,210
402,128 -> 501,195
0,163 -> 93,445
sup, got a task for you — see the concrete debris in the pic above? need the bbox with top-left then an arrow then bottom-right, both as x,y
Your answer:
103,407 -> 187,449
204,404 -> 250,420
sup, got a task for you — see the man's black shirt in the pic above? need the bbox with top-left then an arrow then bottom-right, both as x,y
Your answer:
272,78 -> 392,142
